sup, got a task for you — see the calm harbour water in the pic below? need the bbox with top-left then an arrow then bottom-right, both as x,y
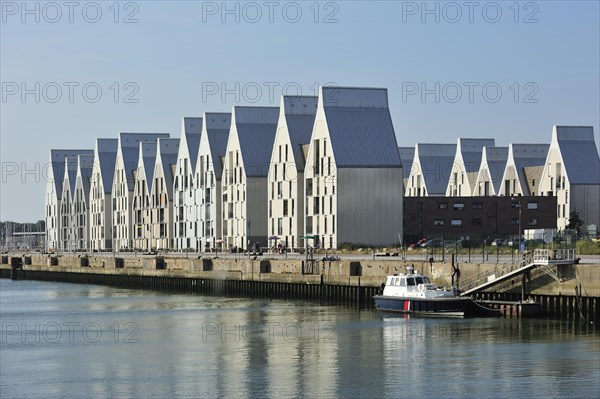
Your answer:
1,279 -> 598,399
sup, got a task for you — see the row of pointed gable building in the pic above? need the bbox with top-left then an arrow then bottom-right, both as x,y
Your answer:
403,126 -> 600,230
45,86 -> 404,252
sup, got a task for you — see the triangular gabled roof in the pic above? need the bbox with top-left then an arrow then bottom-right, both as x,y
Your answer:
456,138 -> 496,173
320,86 -> 401,168
503,143 -> 549,195
413,143 -> 456,195
230,106 -> 279,177
77,154 -> 96,201
49,149 -> 94,199
138,142 -> 158,195
279,95 -> 318,171
118,133 -> 170,190
155,138 -> 180,199
200,112 -> 232,179
94,139 -> 118,194
552,126 -> 600,184
398,147 -> 415,179
63,157 -> 79,201
477,146 -> 508,194
180,117 -> 203,171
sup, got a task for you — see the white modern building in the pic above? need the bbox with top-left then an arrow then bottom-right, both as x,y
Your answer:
45,149 -> 93,251
538,126 -> 600,231
474,146 -> 508,196
222,106 -> 279,250
112,133 -> 170,251
498,143 -> 549,197
268,95 -> 318,250
405,143 -> 456,197
173,117 -> 203,251
72,154 -> 95,251
195,112 -> 231,252
398,147 -> 414,191
132,142 -> 157,251
89,139 -> 118,251
304,86 -> 403,248
59,157 -> 79,251
446,138 -> 495,197
149,138 -> 180,250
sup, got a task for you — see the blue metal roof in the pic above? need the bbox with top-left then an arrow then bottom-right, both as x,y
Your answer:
509,143 -> 549,195
233,106 -> 279,177
65,157 -> 79,200
119,133 -> 170,190
554,126 -> 600,184
182,117 -> 202,171
414,143 -> 456,195
324,107 -> 401,168
203,112 -> 232,178
156,138 -> 180,198
458,138 -> 495,173
398,147 -> 415,179
50,149 -> 94,199
281,96 -> 318,172
78,154 -> 96,201
482,146 -> 508,193
139,142 -> 158,194
95,139 -> 118,194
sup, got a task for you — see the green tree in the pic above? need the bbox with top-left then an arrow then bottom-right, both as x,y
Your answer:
566,211 -> 584,234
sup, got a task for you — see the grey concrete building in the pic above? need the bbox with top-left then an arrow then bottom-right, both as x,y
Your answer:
304,86 -> 403,248
72,154 -> 95,251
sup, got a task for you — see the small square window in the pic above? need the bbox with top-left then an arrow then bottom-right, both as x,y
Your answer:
438,202 -> 448,209
451,219 -> 462,226
434,219 -> 445,226
527,202 -> 538,210
453,203 -> 464,211
528,218 -> 538,226
472,202 -> 483,209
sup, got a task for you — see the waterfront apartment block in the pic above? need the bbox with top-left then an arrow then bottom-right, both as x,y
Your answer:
45,149 -> 93,251
538,126 -> 600,231
89,139 -> 118,251
474,146 -> 508,196
267,95 -> 318,250
498,143 -> 549,197
405,143 -> 456,197
59,157 -> 79,251
173,117 -> 202,251
446,138 -> 495,197
149,139 -> 180,250
132,142 -> 157,251
195,112 -> 231,251
112,133 -> 170,251
304,87 -> 403,248
71,154 -> 95,251
222,106 -> 279,250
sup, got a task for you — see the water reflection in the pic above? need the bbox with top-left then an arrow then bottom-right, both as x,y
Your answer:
1,280 -> 598,399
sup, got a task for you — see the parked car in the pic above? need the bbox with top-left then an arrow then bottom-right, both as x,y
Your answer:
491,239 -> 506,246
421,239 -> 443,248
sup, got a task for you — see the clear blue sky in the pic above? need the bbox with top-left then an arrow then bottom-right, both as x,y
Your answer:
1,0 -> 599,221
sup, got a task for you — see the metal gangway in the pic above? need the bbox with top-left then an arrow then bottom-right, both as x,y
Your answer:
459,249 -> 577,296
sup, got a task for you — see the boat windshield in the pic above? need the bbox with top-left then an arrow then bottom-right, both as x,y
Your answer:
423,277 -> 431,284
407,277 -> 415,286
415,277 -> 424,285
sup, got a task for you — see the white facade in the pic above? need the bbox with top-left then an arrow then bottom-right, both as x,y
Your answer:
538,126 -> 600,230
149,138 -> 180,250
195,112 -> 231,251
89,139 -> 118,251
474,146 -> 508,196
498,143 -> 549,197
405,143 -> 456,197
45,149 -> 93,251
173,117 -> 202,251
446,138 -> 495,197
132,142 -> 157,251
304,87 -> 403,248
72,154 -> 95,251
268,95 -> 317,250
222,106 -> 279,250
112,133 -> 170,251
59,157 -> 78,251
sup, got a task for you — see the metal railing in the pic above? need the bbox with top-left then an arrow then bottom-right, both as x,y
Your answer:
459,251 -> 534,293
